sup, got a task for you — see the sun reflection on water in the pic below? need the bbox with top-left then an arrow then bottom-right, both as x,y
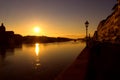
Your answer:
35,43 -> 39,56
35,43 -> 40,69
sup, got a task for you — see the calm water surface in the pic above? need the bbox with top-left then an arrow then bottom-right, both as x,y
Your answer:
0,41 -> 85,80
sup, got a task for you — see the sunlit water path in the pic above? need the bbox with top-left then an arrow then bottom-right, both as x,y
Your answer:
0,41 -> 85,80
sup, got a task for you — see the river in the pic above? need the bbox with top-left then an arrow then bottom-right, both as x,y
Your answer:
0,41 -> 85,80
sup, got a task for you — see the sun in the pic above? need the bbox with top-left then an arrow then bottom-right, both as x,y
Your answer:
34,27 -> 41,33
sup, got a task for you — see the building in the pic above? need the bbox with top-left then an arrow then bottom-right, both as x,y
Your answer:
93,0 -> 120,43
0,23 -> 15,45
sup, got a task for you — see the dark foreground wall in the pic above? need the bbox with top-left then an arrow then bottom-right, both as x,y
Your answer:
86,42 -> 120,80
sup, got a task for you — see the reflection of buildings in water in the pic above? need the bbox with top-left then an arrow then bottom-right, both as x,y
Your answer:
0,47 -> 15,62
0,47 -> 6,62
0,45 -> 22,63
34,43 -> 41,70
0,45 -> 22,67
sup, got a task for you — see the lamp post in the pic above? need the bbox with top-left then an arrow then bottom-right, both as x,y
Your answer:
85,21 -> 89,47
85,21 -> 89,40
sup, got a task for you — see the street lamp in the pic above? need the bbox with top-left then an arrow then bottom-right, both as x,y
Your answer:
85,21 -> 89,39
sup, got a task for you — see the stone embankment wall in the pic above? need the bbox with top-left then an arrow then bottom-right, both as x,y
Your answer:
93,0 -> 120,43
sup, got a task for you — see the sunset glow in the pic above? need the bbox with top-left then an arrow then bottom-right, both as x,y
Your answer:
34,27 -> 41,33
0,0 -> 115,38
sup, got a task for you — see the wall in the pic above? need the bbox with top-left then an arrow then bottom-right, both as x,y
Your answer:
93,0 -> 120,43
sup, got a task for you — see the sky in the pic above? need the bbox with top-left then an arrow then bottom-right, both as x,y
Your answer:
0,0 -> 116,38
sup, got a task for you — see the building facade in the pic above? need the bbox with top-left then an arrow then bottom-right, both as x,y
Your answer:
93,0 -> 120,43
0,23 -> 15,45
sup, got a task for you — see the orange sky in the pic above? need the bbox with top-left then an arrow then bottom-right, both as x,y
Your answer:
0,0 -> 116,38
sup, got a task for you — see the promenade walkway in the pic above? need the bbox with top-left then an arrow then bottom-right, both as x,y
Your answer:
55,47 -> 90,80
55,42 -> 120,80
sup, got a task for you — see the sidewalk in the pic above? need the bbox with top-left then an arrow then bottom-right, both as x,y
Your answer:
55,43 -> 120,80
55,47 -> 90,80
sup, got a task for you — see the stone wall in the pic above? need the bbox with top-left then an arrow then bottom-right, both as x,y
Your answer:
93,0 -> 120,43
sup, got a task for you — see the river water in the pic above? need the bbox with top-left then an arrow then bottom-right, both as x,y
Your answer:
0,41 -> 85,80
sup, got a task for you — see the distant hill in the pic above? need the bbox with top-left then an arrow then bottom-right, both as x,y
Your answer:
22,36 -> 73,43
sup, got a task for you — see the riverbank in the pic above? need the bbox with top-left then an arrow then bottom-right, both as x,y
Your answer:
55,46 -> 90,80
55,42 -> 120,80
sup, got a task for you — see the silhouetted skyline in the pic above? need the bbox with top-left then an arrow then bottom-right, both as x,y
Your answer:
0,0 -> 116,38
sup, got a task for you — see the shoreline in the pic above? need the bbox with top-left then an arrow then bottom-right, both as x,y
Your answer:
55,42 -> 120,80
55,46 -> 90,80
